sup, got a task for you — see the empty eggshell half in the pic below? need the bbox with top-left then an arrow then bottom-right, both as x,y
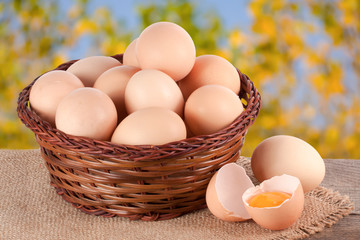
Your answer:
242,174 -> 304,230
206,163 -> 254,222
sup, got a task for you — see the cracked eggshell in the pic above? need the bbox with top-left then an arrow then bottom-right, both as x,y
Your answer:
206,163 -> 254,222
242,174 -> 304,230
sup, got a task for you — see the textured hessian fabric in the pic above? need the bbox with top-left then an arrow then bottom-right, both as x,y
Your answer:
0,149 -> 353,240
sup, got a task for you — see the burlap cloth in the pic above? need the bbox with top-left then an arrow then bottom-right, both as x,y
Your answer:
0,149 -> 353,240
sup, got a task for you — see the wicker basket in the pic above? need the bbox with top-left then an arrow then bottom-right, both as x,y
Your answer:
17,54 -> 261,221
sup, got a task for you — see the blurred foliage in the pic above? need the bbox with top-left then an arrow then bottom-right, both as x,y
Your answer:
0,0 -> 359,158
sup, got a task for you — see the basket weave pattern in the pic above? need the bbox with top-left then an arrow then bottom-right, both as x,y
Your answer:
17,54 -> 261,221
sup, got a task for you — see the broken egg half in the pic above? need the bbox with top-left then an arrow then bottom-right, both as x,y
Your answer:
206,164 -> 304,230
242,174 -> 304,230
206,163 -> 254,222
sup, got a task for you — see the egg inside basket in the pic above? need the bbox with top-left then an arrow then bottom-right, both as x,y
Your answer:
17,54 -> 261,221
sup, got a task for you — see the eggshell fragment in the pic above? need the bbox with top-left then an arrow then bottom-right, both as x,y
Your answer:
125,69 -> 184,117
67,56 -> 121,87
123,38 -> 140,68
111,107 -> 186,146
136,22 -> 196,81
242,174 -> 304,230
29,70 -> 84,127
94,65 -> 140,122
178,54 -> 240,99
251,135 -> 325,193
206,163 -> 254,222
55,87 -> 117,141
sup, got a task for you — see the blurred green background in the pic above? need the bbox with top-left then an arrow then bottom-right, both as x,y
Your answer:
1,0 -> 359,158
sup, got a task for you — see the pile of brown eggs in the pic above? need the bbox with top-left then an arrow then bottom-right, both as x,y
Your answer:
29,21 -> 243,145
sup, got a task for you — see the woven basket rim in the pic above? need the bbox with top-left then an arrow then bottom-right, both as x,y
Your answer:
17,53 -> 261,159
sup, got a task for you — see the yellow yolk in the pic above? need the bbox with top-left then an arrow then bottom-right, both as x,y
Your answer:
248,192 -> 292,208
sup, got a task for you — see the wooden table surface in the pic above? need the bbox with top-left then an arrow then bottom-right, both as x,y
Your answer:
307,159 -> 359,239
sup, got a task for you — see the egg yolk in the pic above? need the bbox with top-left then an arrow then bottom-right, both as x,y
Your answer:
248,192 -> 292,208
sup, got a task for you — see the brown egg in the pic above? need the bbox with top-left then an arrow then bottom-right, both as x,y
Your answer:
111,107 -> 186,145
29,70 -> 84,127
136,22 -> 196,81
125,69 -> 184,117
55,87 -> 117,141
66,56 -> 121,87
242,174 -> 304,230
206,163 -> 254,222
178,55 -> 240,99
123,38 -> 140,68
251,135 -> 326,193
184,85 -> 243,136
94,65 -> 140,122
